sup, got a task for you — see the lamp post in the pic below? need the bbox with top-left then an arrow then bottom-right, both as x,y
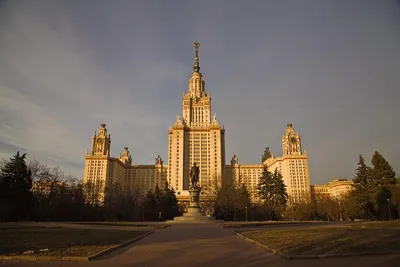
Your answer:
387,198 -> 392,221
338,201 -> 343,221
245,206 -> 248,221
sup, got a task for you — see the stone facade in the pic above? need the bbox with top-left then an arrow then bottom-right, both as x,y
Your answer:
83,125 -> 167,203
167,41 -> 225,201
228,124 -> 312,204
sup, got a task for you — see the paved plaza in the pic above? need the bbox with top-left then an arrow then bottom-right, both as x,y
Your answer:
1,222 -> 399,267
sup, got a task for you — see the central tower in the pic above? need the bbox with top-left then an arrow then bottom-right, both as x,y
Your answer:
182,41 -> 211,127
168,41 -> 225,197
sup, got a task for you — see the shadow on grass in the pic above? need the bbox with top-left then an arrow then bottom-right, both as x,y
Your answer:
241,225 -> 400,256
0,228 -> 149,256
222,221 -> 329,228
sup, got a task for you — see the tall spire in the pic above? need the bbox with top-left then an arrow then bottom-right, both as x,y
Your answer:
193,41 -> 200,72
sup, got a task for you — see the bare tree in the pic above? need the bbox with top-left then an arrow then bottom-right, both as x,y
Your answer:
201,175 -> 221,216
83,179 -> 104,207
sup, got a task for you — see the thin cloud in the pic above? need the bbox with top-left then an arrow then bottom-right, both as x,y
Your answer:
0,0 -> 399,183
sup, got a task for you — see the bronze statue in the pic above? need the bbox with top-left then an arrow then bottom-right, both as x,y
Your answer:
190,162 -> 200,188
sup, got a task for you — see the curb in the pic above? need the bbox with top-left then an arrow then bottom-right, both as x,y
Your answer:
234,231 -> 289,258
234,231 -> 400,260
88,230 -> 154,260
0,230 -> 154,262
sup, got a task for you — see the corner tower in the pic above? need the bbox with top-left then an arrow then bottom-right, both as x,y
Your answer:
267,123 -> 311,204
83,124 -> 112,205
168,41 -> 226,198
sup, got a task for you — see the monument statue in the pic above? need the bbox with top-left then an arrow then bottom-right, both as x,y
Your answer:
190,162 -> 200,188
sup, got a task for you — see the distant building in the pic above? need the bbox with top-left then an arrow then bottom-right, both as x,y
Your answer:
311,179 -> 355,201
32,180 -> 67,197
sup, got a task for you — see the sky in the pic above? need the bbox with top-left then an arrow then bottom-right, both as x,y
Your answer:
0,0 -> 399,184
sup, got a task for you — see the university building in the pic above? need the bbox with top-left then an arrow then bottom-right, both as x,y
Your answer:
311,179 -> 354,201
82,42 -> 312,208
226,124 -> 312,204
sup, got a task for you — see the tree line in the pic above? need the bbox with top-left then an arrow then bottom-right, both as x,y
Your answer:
1,150 -> 398,222
212,151 -> 399,221
0,152 -> 178,222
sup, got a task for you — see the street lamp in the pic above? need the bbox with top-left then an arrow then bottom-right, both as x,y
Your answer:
245,206 -> 248,221
387,198 -> 392,221
338,201 -> 343,222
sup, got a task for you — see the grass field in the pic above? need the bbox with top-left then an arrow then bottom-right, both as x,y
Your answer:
0,227 -> 149,257
240,221 -> 400,256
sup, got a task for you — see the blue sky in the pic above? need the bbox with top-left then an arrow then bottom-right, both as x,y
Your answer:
0,0 -> 399,184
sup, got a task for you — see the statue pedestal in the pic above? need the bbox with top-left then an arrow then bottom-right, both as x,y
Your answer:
173,187 -> 215,222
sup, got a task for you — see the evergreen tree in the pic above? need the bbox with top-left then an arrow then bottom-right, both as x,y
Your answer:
257,166 -> 287,207
272,168 -> 288,207
162,186 -> 178,220
153,184 -> 163,203
376,187 -> 393,220
143,189 -> 157,220
368,151 -> 398,187
237,184 -> 252,221
238,183 -> 251,208
256,165 -> 275,205
353,154 -> 370,188
0,151 -> 33,221
351,154 -> 375,219
351,152 -> 397,220
143,184 -> 179,221
215,184 -> 238,220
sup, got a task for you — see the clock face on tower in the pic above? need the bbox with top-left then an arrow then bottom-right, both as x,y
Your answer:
290,137 -> 297,144
97,138 -> 103,144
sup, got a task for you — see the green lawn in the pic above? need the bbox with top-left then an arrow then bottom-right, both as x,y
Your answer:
240,221 -> 400,256
0,227 -> 149,257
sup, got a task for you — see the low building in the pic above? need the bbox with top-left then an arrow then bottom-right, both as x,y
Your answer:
311,179 -> 355,201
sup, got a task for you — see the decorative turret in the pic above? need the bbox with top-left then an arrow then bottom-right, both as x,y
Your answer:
155,155 -> 163,166
119,147 -> 132,165
231,154 -> 239,165
175,114 -> 183,125
261,146 -> 272,163
211,113 -> 219,125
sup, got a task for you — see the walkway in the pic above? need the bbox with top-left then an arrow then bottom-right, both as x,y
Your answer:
1,222 -> 399,267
